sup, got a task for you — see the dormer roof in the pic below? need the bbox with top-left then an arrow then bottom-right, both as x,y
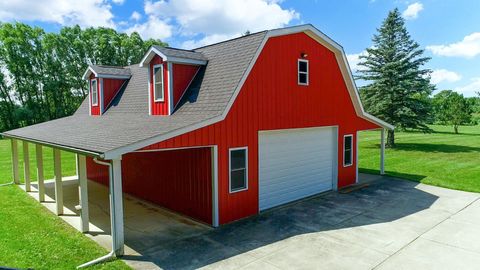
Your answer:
139,46 -> 207,67
82,65 -> 132,80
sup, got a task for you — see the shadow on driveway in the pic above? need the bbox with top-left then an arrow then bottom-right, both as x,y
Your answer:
122,174 -> 439,269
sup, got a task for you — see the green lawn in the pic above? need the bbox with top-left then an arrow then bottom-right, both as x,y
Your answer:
0,141 -> 130,269
359,125 -> 480,193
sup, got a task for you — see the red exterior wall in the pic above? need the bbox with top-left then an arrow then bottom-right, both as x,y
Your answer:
86,148 -> 213,224
103,78 -> 125,109
172,64 -> 199,107
89,74 -> 100,115
149,55 -> 170,115
139,32 -> 381,224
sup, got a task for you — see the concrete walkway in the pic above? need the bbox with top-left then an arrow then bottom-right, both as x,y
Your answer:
21,174 -> 480,269
125,174 -> 480,270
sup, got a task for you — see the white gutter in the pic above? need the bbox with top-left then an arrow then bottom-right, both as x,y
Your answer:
77,157 -> 117,268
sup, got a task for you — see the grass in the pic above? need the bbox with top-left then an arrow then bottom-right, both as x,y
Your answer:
359,125 -> 480,193
0,141 -> 130,269
0,124 -> 478,268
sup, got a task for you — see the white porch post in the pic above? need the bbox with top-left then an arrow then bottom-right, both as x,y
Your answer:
36,145 -> 45,202
211,146 -> 219,227
53,148 -> 63,215
11,139 -> 20,184
380,128 -> 386,175
77,154 -> 89,232
23,141 -> 31,191
110,157 -> 124,256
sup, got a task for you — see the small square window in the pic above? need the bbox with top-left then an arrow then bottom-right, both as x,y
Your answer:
344,135 -> 353,166
298,59 -> 309,85
230,148 -> 248,192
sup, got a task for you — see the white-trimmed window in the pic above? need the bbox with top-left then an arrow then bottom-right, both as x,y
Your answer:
153,64 -> 164,102
298,59 -> 309,85
343,135 -> 353,167
91,79 -> 98,106
229,147 -> 248,193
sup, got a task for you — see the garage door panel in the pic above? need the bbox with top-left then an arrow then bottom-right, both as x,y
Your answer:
259,127 -> 335,210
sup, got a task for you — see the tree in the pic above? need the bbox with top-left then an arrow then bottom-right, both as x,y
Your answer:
433,90 -> 472,133
356,8 -> 434,147
0,22 -> 166,132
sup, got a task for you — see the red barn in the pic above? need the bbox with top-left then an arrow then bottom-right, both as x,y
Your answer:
3,24 -> 392,255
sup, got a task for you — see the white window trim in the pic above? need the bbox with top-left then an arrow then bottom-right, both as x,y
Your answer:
91,79 -> 98,106
343,134 -> 353,167
153,64 -> 164,102
229,147 -> 248,193
298,59 -> 309,86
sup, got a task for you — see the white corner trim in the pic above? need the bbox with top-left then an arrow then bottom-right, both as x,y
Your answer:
168,62 -> 174,115
99,78 -> 104,114
212,145 -> 219,227
147,65 -> 152,115
102,24 -> 393,159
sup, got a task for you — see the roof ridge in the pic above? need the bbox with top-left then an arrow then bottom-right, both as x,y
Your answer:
157,46 -> 197,52
193,30 -> 268,51
92,64 -> 128,69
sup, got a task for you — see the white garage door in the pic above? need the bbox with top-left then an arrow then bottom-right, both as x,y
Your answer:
259,127 -> 336,210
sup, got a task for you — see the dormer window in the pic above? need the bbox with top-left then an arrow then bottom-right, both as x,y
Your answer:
91,79 -> 98,105
298,59 -> 309,85
153,64 -> 164,102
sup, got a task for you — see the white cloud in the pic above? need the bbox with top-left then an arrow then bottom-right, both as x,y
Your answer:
430,69 -> 462,84
427,33 -> 480,58
111,0 -> 125,4
125,16 -> 172,40
346,51 -> 367,72
130,11 -> 142,21
181,33 -> 238,49
455,77 -> 480,97
402,2 -> 423,20
142,0 -> 299,46
0,0 -> 116,28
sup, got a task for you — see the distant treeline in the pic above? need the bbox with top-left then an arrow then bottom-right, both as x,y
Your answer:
0,22 -> 166,132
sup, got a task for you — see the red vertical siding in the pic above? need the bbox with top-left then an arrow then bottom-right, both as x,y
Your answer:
86,148 -> 212,224
139,32 -> 381,225
149,55 -> 170,115
172,64 -> 199,107
89,74 -> 100,115
103,78 -> 125,109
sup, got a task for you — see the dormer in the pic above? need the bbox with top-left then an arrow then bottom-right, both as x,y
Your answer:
139,46 -> 207,115
82,65 -> 131,115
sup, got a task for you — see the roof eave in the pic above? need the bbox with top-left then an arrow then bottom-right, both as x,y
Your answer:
1,133 -> 103,158
139,46 -> 207,67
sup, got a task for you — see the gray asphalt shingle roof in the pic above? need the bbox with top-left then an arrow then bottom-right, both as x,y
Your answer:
3,31 -> 267,156
152,46 -> 207,61
90,65 -> 131,77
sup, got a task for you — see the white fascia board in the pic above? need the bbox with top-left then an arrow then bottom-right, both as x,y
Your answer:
97,74 -> 131,80
168,57 -> 207,65
139,46 -> 207,67
103,24 -> 393,159
82,66 -> 97,80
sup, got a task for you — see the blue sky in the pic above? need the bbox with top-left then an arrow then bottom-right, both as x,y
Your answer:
1,0 -> 479,96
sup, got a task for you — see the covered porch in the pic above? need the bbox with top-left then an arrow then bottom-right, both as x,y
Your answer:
6,137 -> 216,269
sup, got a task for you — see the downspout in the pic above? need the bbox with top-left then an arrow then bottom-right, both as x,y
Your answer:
77,157 -> 117,268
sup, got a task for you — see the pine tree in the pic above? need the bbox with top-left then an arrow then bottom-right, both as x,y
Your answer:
356,8 -> 434,147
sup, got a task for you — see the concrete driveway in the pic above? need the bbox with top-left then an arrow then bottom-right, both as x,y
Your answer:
124,174 -> 480,270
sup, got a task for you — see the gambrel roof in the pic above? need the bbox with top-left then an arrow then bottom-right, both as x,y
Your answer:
2,25 -> 392,159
